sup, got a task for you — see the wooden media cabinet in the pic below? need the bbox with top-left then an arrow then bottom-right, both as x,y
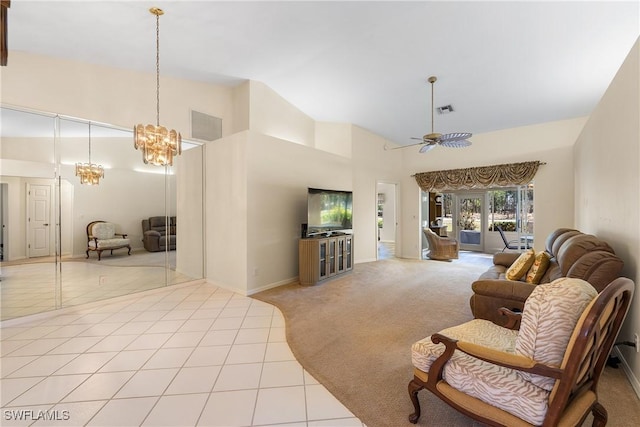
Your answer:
299,235 -> 353,285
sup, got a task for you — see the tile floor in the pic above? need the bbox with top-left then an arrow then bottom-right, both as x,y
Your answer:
0,281 -> 365,426
1,252 -> 191,321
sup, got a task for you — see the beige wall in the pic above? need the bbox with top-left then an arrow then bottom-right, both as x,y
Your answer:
574,38 -> 640,394
315,122 -> 353,157
204,131 -> 249,294
246,132 -> 353,293
1,52 -> 234,136
176,146 -> 205,279
1,131 -> 173,259
249,80 -> 315,146
399,117 -> 586,259
1,51 -> 225,269
351,125 -> 403,262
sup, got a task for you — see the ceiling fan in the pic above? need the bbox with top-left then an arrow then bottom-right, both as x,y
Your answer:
388,76 -> 472,153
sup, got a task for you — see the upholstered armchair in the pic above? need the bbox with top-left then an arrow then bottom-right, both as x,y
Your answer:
423,228 -> 459,261
141,216 -> 176,252
408,277 -> 634,426
86,221 -> 131,261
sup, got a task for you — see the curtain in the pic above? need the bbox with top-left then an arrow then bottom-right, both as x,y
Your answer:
414,161 -> 542,192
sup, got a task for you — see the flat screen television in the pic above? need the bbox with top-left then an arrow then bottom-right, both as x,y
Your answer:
306,188 -> 353,236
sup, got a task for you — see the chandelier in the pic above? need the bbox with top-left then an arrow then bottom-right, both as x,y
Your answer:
75,122 -> 104,185
133,7 -> 181,166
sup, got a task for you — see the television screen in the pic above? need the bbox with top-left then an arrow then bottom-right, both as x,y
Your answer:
307,188 -> 353,236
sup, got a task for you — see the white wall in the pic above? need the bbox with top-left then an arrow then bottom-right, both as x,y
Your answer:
574,39 -> 640,395
176,146 -> 204,279
205,131 -> 249,294
204,83 -> 401,294
316,122 -> 353,158
1,51 -> 224,267
399,117 -> 586,259
351,126 -> 403,261
246,132 -> 353,294
62,165 -> 171,257
249,80 -> 316,146
1,51 -> 234,137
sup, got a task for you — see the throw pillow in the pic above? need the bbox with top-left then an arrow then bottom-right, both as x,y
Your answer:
514,278 -> 597,391
505,249 -> 535,281
525,251 -> 552,284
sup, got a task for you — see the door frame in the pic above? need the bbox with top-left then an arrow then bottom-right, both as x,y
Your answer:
376,181 -> 399,260
454,192 -> 486,252
26,182 -> 54,258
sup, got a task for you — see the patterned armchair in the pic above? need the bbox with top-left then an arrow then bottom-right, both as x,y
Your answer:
408,277 -> 634,426
86,221 -> 131,261
423,228 -> 459,261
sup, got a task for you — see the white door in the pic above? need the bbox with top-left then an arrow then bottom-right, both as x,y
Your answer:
28,184 -> 51,258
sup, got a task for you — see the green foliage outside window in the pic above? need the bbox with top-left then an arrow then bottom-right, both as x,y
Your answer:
488,221 -> 517,232
321,206 -> 352,226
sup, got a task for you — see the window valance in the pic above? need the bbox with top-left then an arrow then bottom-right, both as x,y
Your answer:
414,161 -> 543,192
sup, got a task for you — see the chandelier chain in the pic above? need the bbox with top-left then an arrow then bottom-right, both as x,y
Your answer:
155,12 -> 160,127
88,122 -> 92,163
430,79 -> 434,134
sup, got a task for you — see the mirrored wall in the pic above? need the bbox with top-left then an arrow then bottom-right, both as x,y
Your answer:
0,105 -> 205,321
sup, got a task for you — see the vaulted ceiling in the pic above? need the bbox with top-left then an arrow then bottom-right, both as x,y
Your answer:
6,1 -> 639,145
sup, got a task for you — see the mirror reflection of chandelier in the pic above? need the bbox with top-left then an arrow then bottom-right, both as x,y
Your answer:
76,122 -> 104,185
134,7 -> 182,166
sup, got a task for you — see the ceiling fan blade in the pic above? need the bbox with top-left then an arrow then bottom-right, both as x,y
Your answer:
419,144 -> 436,153
439,139 -> 472,148
440,132 -> 472,142
384,140 -> 428,151
410,137 -> 424,141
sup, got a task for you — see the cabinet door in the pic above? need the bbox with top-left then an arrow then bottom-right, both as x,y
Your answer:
327,238 -> 337,277
318,239 -> 328,280
345,236 -> 353,271
337,237 -> 346,273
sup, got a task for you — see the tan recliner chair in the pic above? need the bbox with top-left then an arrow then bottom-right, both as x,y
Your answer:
423,228 -> 459,261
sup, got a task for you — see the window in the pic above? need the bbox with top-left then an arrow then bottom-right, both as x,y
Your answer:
487,184 -> 534,233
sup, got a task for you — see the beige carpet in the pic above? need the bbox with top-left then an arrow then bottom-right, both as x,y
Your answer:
253,257 -> 640,427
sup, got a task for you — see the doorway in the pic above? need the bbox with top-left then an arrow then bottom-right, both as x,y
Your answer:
455,193 -> 484,251
27,183 -> 53,258
377,182 -> 397,259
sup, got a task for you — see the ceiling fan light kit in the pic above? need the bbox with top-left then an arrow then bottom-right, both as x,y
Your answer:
385,75 -> 472,154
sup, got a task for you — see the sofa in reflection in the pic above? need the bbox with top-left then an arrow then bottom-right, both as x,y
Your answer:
142,216 -> 176,252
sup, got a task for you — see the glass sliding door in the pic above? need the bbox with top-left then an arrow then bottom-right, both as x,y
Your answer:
456,193 -> 484,251
486,185 -> 535,252
518,184 -> 535,248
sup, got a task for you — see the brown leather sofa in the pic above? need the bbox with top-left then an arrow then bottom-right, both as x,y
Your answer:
141,216 -> 176,252
470,228 -> 624,326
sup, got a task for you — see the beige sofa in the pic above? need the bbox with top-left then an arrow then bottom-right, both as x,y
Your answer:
470,228 -> 624,326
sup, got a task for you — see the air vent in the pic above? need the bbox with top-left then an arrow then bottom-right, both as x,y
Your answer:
191,110 -> 222,141
436,105 -> 454,114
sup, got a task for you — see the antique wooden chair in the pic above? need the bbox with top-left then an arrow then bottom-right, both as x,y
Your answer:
86,220 -> 131,261
423,227 -> 459,261
408,277 -> 634,426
